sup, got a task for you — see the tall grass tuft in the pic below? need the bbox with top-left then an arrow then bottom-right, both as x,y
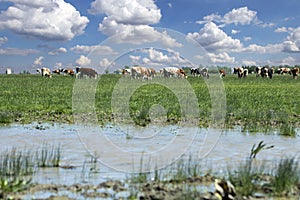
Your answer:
271,157 -> 299,195
0,148 -> 34,197
36,143 -> 61,167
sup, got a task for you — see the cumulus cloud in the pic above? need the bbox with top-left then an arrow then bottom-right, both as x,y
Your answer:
48,47 -> 67,55
34,56 -> 44,66
242,60 -> 257,66
0,0 -> 89,41
76,55 -> 91,67
222,7 -> 257,25
275,27 -> 288,33
89,0 -> 181,47
0,36 -> 8,46
99,58 -> 114,67
70,45 -> 117,55
282,27 -> 300,53
197,7 -> 257,26
187,22 -> 242,52
140,48 -> 188,66
207,52 -> 235,64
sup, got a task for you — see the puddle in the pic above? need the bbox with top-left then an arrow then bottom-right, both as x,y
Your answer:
0,122 -> 299,186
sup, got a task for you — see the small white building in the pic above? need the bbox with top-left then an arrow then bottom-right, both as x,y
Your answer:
6,68 -> 12,74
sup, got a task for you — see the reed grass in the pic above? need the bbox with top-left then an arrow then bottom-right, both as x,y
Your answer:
36,143 -> 61,167
271,157 -> 299,195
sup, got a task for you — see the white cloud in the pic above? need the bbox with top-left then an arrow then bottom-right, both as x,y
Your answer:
129,55 -> 141,65
197,7 -> 257,26
239,43 -> 283,53
0,36 -> 8,46
282,27 -> 300,53
243,36 -> 252,41
275,27 -> 288,33
0,0 -> 89,41
141,48 -> 188,66
280,56 -> 296,66
34,56 -> 44,66
0,47 -> 39,55
70,45 -> 117,55
242,60 -> 257,66
76,55 -> 91,67
48,47 -> 67,55
187,22 -> 242,52
99,58 -> 114,67
90,0 -> 181,47
207,52 -> 235,64
231,29 -> 240,34
168,3 -> 172,8
222,7 -> 257,25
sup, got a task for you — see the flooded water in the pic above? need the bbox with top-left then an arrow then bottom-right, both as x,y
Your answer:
0,122 -> 299,186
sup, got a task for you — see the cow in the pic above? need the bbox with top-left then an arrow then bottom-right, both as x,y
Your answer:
234,67 -> 248,78
76,67 -> 98,79
122,68 -> 131,76
131,66 -> 150,79
258,67 -> 274,79
162,67 -> 187,78
277,67 -> 291,75
191,67 -> 209,78
219,69 -> 226,78
41,67 -> 52,77
291,67 -> 299,79
63,69 -> 75,76
148,68 -> 156,78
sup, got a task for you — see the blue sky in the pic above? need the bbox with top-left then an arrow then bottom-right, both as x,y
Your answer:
0,0 -> 300,73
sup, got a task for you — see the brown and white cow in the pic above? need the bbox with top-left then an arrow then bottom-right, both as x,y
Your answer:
76,67 -> 98,79
291,67 -> 299,79
148,68 -> 156,78
64,69 -> 75,76
131,66 -> 150,79
219,69 -> 226,78
162,67 -> 187,78
277,67 -> 291,75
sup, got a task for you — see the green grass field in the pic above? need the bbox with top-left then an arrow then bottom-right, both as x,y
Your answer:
0,74 -> 299,134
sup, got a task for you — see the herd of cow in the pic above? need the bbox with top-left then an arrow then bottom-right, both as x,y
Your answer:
36,67 -> 98,78
36,65 -> 299,80
233,66 -> 300,79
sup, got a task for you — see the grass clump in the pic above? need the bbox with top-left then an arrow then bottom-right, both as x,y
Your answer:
271,157 -> 299,195
0,148 -> 34,198
36,143 -> 61,167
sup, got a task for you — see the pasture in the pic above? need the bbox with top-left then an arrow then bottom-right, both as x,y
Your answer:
0,73 -> 299,133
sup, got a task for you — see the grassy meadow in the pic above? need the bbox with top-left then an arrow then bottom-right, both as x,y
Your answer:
0,73 -> 299,133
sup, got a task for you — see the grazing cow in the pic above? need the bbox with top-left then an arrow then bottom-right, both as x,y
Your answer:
234,67 -> 248,78
52,69 -> 61,75
277,67 -> 291,75
76,67 -> 98,79
219,69 -> 226,78
291,67 -> 299,79
148,68 -> 156,78
131,66 -> 150,79
41,67 -> 52,77
191,67 -> 209,78
259,67 -> 274,79
122,68 -> 131,76
64,69 -> 75,76
162,67 -> 187,78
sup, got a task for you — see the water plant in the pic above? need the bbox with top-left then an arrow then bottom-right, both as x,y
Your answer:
250,141 -> 274,159
36,143 -> 61,167
271,157 -> 299,195
0,148 -> 34,198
